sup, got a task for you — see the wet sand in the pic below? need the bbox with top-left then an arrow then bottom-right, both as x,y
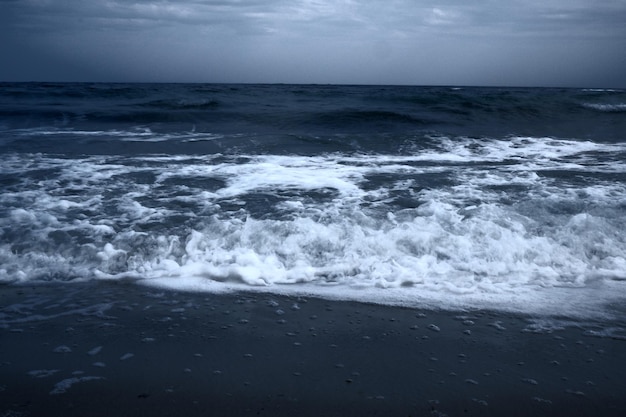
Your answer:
1,281 -> 625,416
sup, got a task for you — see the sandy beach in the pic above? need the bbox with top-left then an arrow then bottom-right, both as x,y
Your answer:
1,281 -> 625,416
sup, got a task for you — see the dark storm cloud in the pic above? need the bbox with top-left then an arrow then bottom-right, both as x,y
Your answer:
2,1 -> 271,32
1,0 -> 625,86
3,1 -> 626,35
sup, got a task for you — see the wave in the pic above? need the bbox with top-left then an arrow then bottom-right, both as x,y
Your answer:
1,138 -> 625,318
310,110 -> 430,129
582,103 -> 626,113
2,185 -> 624,318
2,84 -> 626,318
581,89 -> 622,93
139,98 -> 221,110
2,83 -> 626,141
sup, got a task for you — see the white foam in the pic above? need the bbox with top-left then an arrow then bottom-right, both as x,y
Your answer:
582,89 -> 621,92
2,137 -> 626,318
582,103 -> 626,112
14,126 -> 230,143
95,198 -> 626,319
155,154 -> 368,199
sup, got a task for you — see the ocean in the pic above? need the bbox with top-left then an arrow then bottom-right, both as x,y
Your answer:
1,83 -> 625,320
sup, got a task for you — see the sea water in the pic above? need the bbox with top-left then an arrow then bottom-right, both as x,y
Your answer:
1,83 -> 625,319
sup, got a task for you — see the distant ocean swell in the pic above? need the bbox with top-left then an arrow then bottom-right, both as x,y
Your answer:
1,83 -> 626,139
0,83 -> 625,318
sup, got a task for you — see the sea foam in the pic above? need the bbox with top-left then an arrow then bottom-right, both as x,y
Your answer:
1,136 -> 625,318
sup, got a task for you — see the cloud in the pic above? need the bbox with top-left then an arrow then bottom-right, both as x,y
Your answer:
5,1 -> 625,37
424,7 -> 459,26
1,0 -> 625,86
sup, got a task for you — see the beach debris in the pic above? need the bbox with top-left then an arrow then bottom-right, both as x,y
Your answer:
53,345 -> 72,353
566,389 -> 586,397
50,376 -> 103,395
532,397 -> 553,404
28,369 -> 59,378
428,324 -> 441,332
87,346 -> 103,356
489,321 -> 506,331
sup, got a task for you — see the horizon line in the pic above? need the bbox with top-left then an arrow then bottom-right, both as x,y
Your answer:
1,80 -> 623,90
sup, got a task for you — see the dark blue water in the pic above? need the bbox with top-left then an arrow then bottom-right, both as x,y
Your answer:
1,83 -> 625,318
2,83 -> 625,154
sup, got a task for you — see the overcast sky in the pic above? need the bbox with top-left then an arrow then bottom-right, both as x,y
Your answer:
1,0 -> 625,87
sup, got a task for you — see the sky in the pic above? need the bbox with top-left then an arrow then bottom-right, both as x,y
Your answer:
1,0 -> 625,87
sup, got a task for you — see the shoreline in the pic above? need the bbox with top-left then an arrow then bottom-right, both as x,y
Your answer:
2,281 -> 625,416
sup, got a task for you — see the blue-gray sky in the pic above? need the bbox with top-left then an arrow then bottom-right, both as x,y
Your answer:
1,0 -> 625,87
